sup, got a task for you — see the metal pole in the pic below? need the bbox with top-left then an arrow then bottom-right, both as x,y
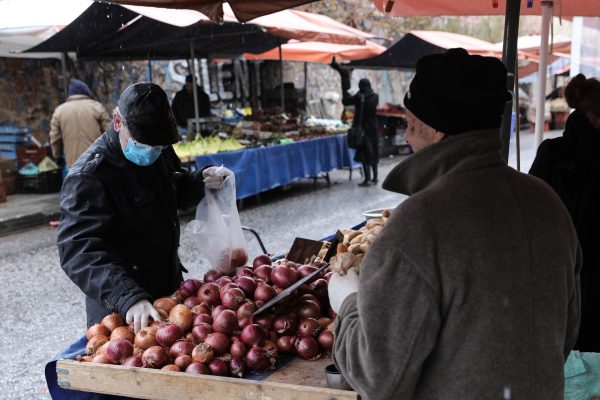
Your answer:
60,53 -> 68,100
147,60 -> 152,83
534,1 -> 553,148
304,62 -> 308,111
279,44 -> 284,111
500,0 -> 521,163
190,42 -> 200,133
515,58 -> 521,172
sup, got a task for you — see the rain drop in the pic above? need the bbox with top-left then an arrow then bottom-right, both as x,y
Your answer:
503,386 -> 511,399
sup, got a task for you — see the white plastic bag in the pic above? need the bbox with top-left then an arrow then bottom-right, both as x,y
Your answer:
187,168 -> 247,274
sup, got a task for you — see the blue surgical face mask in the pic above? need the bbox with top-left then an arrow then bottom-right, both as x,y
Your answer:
123,137 -> 163,166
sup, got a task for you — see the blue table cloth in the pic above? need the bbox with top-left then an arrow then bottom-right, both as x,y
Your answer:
195,134 -> 359,200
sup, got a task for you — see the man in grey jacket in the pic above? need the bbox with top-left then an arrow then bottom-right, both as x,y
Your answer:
328,48 -> 581,400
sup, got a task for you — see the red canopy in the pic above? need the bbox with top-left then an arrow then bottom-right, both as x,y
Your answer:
244,40 -> 386,63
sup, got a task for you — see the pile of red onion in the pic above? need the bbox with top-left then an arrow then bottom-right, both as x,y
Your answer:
80,255 -> 336,378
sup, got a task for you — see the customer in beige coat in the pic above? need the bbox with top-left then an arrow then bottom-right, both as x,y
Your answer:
50,79 -> 110,167
328,48 -> 581,400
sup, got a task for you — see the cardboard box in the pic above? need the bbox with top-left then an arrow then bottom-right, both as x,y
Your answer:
0,157 -> 17,178
0,182 -> 7,204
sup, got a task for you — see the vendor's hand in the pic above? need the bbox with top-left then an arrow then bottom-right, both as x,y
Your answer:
125,299 -> 161,334
202,166 -> 233,189
328,269 -> 359,314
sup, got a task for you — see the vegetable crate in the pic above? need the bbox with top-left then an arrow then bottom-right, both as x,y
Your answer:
16,144 -> 50,168
16,169 -> 62,194
55,356 -> 357,400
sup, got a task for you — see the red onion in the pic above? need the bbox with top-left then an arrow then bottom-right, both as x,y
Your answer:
219,282 -> 239,294
268,330 -> 278,343
121,355 -> 143,367
254,283 -> 276,302
191,323 -> 214,343
298,300 -> 321,320
161,364 -> 180,372
214,276 -> 233,288
238,317 -> 253,330
221,288 -> 246,310
236,267 -> 255,278
276,336 -> 295,354
155,324 -> 183,348
175,354 -> 192,370
295,337 -> 319,359
101,313 -> 124,332
328,308 -> 337,320
193,313 -> 213,327
254,314 -> 274,331
254,300 -> 266,309
169,339 -> 195,358
309,279 -> 329,301
190,302 -> 211,315
230,248 -> 248,269
317,330 -> 334,350
110,326 -> 134,343
185,361 -> 210,374
192,343 -> 215,363
205,333 -> 230,355
252,254 -> 271,270
106,338 -> 134,364
142,346 -> 169,369
180,279 -> 198,298
183,296 -> 201,309
324,272 -> 333,282
254,265 -> 273,283
230,341 -> 247,357
298,318 -> 321,338
198,283 -> 221,306
86,323 -> 110,340
208,359 -> 230,376
270,265 -> 299,288
296,284 -> 310,296
229,356 -> 245,377
245,346 -> 271,372
318,317 -> 332,330
240,324 -> 266,347
86,335 -> 109,356
211,305 -> 226,319
92,354 -> 113,364
169,304 -> 193,332
236,302 -> 255,320
297,265 -> 319,279
263,340 -> 278,358
299,294 -> 319,303
273,315 -> 297,336
212,309 -> 238,335
134,328 -> 157,350
235,276 -> 257,297
191,279 -> 203,291
153,297 -> 178,315
204,269 -> 223,283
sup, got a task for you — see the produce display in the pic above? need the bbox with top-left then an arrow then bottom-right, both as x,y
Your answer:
77,255 -> 335,378
329,210 -> 391,276
173,136 -> 245,159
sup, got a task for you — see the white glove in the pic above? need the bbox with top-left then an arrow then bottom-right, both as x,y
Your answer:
125,299 -> 161,334
202,166 -> 233,189
328,269 -> 359,314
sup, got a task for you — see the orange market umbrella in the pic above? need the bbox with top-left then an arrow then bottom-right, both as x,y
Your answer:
244,39 -> 386,63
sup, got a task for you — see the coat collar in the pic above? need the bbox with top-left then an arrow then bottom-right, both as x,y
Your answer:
382,129 -> 506,196
66,94 -> 90,102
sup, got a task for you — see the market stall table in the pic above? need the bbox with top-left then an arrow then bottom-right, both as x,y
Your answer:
194,134 -> 360,200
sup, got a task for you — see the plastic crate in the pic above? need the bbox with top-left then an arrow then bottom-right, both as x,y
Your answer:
16,170 -> 62,194
0,132 -> 32,143
0,124 -> 30,134
17,145 -> 50,168
0,150 -> 17,159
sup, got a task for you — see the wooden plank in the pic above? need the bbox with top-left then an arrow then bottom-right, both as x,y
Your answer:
56,360 -> 357,400
263,355 -> 332,388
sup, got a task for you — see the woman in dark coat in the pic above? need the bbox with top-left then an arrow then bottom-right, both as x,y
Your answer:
342,78 -> 380,186
530,73 -> 600,352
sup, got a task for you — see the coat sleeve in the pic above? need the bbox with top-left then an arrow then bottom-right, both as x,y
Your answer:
342,91 -> 356,106
57,172 -> 152,318
333,227 -> 441,400
564,243 -> 582,360
528,139 -> 554,181
171,92 -> 186,127
49,109 -> 63,159
164,147 -> 206,210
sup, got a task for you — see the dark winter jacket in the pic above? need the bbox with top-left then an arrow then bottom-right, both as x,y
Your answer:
343,90 -> 379,165
171,86 -> 211,127
334,130 -> 581,400
58,128 -> 205,327
530,109 -> 600,352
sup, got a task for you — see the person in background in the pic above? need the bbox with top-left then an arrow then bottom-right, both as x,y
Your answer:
530,73 -> 600,352
57,82 -> 232,332
49,79 -> 110,168
328,48 -> 581,400
171,74 -> 211,128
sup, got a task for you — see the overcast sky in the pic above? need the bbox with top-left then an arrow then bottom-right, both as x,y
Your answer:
0,0 -> 92,29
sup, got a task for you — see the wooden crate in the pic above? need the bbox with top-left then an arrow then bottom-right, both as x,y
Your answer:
55,356 -> 358,400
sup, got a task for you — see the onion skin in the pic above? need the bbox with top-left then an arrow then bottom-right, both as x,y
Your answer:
92,354 -> 113,364
161,364 -> 181,372
309,279 -> 329,301
297,300 -> 321,320
203,269 -> 224,283
106,338 -> 134,364
212,309 -> 238,335
276,336 -> 295,354
86,335 -> 109,356
244,346 -> 271,372
235,276 -> 257,297
205,333 -> 230,355
230,341 -> 247,358
318,317 -> 332,330
134,328 -> 157,350
236,302 -> 255,320
273,315 -> 297,336
254,283 -> 276,302
263,340 -> 279,358
174,355 -> 193,370
86,323 -> 111,340
317,330 -> 334,351
198,283 -> 221,306
180,279 -> 198,298
183,296 -> 201,309
142,346 -> 170,369
155,324 -> 184,348
240,324 -> 266,347
253,314 -> 274,331
252,255 -> 271,270
192,343 -> 215,363
191,323 -> 214,344
294,337 -> 319,360
101,313 -> 124,332
209,359 -> 230,376
221,288 -> 246,310
96,342 -> 109,356
298,318 -> 321,338
254,265 -> 273,283
270,265 -> 299,289
214,276 -> 233,288
190,303 -> 211,316
169,304 -> 193,332
154,297 -> 178,315
185,362 -> 210,375
229,356 -> 245,377
169,339 -> 195,358
122,355 -> 143,368
297,265 -> 319,279
110,326 -> 134,343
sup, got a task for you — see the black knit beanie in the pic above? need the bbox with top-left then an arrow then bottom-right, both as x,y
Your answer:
118,82 -> 179,146
404,48 -> 512,135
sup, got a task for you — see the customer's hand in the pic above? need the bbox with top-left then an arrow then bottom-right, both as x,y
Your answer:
125,299 -> 161,334
202,166 -> 233,189
328,269 -> 359,314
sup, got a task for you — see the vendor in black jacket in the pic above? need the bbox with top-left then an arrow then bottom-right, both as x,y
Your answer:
58,82 -> 232,332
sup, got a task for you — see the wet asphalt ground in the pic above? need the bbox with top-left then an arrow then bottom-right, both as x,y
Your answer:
0,129 -> 560,399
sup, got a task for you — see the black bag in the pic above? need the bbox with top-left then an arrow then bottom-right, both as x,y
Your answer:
347,95 -> 365,149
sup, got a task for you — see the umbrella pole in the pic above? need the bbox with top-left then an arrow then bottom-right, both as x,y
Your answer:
500,0 -> 521,163
304,62 -> 308,111
61,53 -> 68,100
515,58 -> 521,171
279,44 -> 284,112
190,41 -> 200,135
147,59 -> 152,83
534,1 -> 553,148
